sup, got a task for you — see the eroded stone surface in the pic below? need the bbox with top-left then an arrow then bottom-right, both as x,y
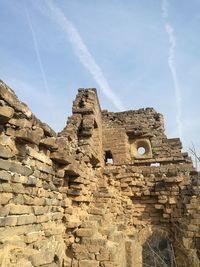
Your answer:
0,81 -> 199,267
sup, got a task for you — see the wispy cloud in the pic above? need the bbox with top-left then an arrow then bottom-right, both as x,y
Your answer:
161,0 -> 183,139
35,0 -> 125,111
161,0 -> 168,18
24,4 -> 51,102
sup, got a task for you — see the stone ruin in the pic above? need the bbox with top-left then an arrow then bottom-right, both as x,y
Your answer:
0,80 -> 199,267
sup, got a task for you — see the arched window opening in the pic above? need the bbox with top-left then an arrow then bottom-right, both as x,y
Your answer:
138,146 -> 146,155
142,235 -> 176,267
105,150 -> 113,164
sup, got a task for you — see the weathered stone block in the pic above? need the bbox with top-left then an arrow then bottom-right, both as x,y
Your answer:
0,105 -> 14,123
0,192 -> 12,204
0,205 -> 10,216
25,145 -> 52,165
9,118 -> 32,128
36,214 -> 52,223
11,174 -> 28,184
29,251 -> 54,266
96,249 -> 110,261
79,260 -> 99,267
50,151 -> 72,164
24,231 -> 44,243
11,183 -> 25,194
89,208 -> 104,215
0,170 -> 11,181
0,159 -> 33,176
33,206 -> 50,215
0,81 -> 32,117
15,127 -> 44,145
17,214 -> 37,225
26,176 -> 38,186
9,204 -> 32,215
0,144 -> 14,158
40,137 -> 58,151
37,162 -> 54,174
2,215 -> 18,226
76,228 -> 94,237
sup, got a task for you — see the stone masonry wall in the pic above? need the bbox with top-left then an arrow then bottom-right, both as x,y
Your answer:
0,81 -> 199,267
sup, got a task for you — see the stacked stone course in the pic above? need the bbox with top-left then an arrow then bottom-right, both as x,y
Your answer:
0,81 -> 199,267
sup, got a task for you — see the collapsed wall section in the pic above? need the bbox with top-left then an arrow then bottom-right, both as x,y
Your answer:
102,109 -> 191,166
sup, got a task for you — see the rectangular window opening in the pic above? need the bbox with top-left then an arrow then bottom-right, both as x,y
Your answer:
105,150 -> 113,164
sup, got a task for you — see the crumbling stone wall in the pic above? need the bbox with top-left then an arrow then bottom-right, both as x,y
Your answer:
0,81 -> 199,267
102,109 -> 188,165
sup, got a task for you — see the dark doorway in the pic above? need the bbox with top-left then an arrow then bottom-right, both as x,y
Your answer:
142,234 -> 176,267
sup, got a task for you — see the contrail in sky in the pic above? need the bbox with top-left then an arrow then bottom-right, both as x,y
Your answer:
161,0 -> 183,139
36,0 -> 125,111
24,5 -> 51,100
161,0 -> 168,18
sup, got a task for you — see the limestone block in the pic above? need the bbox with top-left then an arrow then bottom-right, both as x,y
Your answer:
17,214 -> 37,225
52,212 -> 63,220
15,127 -> 44,145
29,250 -> 54,266
66,217 -> 81,228
51,150 -> 72,164
0,205 -> 10,216
71,259 -> 79,267
158,195 -> 168,204
36,161 -> 54,174
103,262 -> 117,267
0,158 -> 33,176
9,118 -> 32,128
0,134 -> 17,152
9,204 -> 32,215
0,183 -> 12,192
79,260 -> 99,267
15,259 -> 33,267
81,221 -> 98,229
39,124 -> 55,139
11,161 -> 33,176
36,214 -> 52,223
0,81 -> 32,117
168,197 -> 176,204
11,174 -> 28,184
0,144 -> 14,158
0,215 -> 18,226
40,137 -> 58,151
0,193 -> 12,204
11,183 -> 25,194
163,213 -> 170,218
25,145 -> 52,165
33,206 -> 50,215
76,228 -> 95,237
155,204 -> 164,209
24,231 -> 44,243
0,170 -> 11,181
0,158 -> 11,171
67,189 -> 82,196
0,105 -> 14,123
165,176 -> 184,183
26,176 -> 39,186
96,249 -> 110,261
89,208 -> 104,215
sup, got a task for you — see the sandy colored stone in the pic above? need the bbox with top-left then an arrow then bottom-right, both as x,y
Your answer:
0,83 -> 199,267
0,105 -> 14,123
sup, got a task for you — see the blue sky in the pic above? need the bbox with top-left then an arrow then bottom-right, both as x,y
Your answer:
0,0 -> 200,161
